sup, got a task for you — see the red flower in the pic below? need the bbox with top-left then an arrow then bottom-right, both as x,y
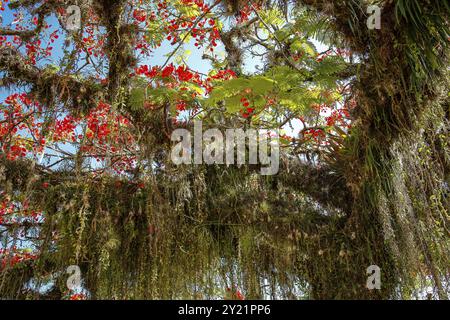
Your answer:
147,67 -> 159,78
236,290 -> 244,300
176,101 -> 187,111
161,64 -> 175,78
133,9 -> 147,23
240,97 -> 250,108
69,293 -> 86,300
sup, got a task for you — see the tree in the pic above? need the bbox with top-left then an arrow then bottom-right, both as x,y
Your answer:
0,0 -> 448,299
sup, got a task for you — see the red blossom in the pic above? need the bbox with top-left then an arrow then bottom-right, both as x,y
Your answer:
176,66 -> 194,82
132,9 -> 147,23
161,64 -> 175,78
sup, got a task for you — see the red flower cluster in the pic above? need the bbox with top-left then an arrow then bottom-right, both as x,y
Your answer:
153,0 -> 220,52
204,69 -> 237,93
209,69 -> 236,80
0,199 -> 12,225
176,66 -> 194,82
69,293 -> 87,300
81,102 -> 137,175
132,9 -> 147,22
162,64 -> 175,78
25,40 -> 40,65
5,145 -> 27,160
80,24 -> 105,58
0,197 -> 44,226
52,115 -> 78,142
135,65 -> 159,78
225,287 -> 245,300
85,102 -> 113,142
303,128 -> 326,141
235,3 -> 262,24
0,248 -> 38,270
239,97 -> 254,119
0,93 -> 43,160
176,101 -> 187,111
240,97 -> 250,108
316,48 -> 351,62
325,109 -> 350,127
